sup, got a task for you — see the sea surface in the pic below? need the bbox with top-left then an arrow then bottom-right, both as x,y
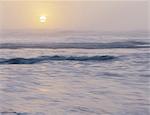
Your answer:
0,30 -> 149,115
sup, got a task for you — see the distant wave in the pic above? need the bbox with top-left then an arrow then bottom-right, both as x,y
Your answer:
0,55 -> 116,64
0,41 -> 149,49
0,112 -> 37,115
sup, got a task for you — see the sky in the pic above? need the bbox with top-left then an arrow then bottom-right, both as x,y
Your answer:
0,0 -> 149,32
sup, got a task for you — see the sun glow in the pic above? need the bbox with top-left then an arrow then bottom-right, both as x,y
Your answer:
40,16 -> 47,23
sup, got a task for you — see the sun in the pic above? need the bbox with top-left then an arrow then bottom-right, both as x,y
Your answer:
40,16 -> 47,23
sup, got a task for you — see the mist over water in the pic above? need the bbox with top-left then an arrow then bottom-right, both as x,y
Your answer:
0,30 -> 149,115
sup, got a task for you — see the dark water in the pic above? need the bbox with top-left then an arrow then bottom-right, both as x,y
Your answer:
0,31 -> 149,115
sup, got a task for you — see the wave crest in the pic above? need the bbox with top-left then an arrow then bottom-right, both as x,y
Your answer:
0,55 -> 116,64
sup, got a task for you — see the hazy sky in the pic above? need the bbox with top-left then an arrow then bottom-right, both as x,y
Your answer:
0,1 -> 149,32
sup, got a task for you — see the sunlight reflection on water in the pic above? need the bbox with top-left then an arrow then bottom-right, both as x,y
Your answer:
0,47 -> 149,115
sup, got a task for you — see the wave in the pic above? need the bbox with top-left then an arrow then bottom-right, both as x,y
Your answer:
0,41 -> 149,49
0,55 -> 116,64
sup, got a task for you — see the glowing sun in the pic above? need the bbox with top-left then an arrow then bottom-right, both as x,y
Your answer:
40,16 -> 47,23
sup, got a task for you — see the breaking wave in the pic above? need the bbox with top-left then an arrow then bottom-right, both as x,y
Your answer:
0,55 -> 116,64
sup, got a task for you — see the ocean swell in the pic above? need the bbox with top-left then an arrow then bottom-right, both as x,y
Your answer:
0,55 -> 116,64
0,41 -> 149,49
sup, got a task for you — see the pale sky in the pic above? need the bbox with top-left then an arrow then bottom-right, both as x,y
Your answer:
0,1 -> 149,32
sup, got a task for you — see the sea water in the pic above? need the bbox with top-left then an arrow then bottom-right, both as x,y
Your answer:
0,31 -> 149,115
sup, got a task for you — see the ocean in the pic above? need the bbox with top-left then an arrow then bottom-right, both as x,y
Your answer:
0,30 -> 149,115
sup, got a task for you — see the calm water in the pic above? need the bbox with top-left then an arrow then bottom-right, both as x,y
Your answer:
0,31 -> 149,115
